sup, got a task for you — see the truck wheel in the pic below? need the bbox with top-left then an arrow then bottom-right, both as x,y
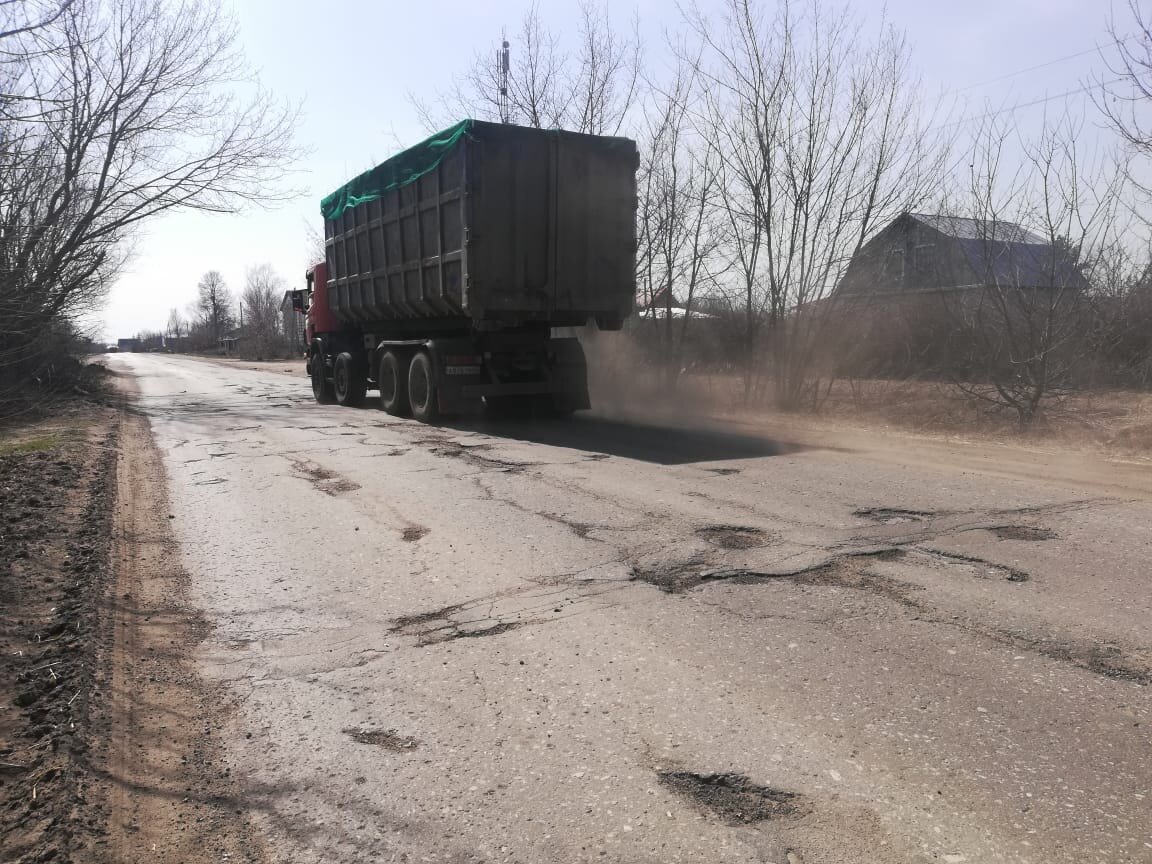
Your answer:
550,395 -> 579,418
378,351 -> 410,416
549,338 -> 590,415
334,352 -> 367,407
408,351 -> 440,423
310,352 -> 335,404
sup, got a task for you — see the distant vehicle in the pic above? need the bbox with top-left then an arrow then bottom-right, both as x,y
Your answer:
105,345 -> 119,353
298,120 -> 638,422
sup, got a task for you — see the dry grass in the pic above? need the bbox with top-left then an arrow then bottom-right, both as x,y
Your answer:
616,368 -> 1152,459
812,379 -> 1152,457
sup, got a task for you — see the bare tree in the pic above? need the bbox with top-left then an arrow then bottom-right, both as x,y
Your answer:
240,263 -> 285,358
687,0 -> 945,408
304,222 -> 325,270
1083,248 -> 1152,390
634,51 -> 724,390
414,1 -> 641,135
0,0 -> 298,387
943,114 -> 1133,427
196,271 -> 233,345
1098,1 -> 1152,173
166,308 -> 186,343
0,0 -> 76,40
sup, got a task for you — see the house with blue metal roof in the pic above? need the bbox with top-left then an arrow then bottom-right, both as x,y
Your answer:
835,212 -> 1088,298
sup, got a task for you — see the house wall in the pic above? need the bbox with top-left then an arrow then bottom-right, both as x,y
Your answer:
837,216 -> 980,296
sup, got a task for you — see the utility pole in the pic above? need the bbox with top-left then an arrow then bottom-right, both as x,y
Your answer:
497,31 -> 511,124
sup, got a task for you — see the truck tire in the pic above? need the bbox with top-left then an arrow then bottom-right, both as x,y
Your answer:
310,351 -> 335,404
408,351 -> 440,423
334,352 -> 367,407
550,395 -> 579,418
378,350 -> 410,416
550,338 -> 589,416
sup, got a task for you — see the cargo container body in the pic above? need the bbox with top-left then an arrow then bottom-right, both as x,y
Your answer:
302,120 -> 638,421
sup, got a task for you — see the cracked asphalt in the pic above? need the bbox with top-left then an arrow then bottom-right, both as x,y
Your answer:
110,353 -> 1152,864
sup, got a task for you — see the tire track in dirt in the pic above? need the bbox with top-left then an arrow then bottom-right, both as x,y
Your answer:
100,404 -> 266,863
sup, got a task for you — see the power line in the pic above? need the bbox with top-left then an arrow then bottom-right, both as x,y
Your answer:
934,77 -> 1124,132
950,38 -> 1128,96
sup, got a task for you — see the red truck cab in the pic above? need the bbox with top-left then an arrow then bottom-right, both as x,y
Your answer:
305,262 -> 337,346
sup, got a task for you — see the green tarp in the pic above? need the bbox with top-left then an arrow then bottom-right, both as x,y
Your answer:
320,119 -> 474,222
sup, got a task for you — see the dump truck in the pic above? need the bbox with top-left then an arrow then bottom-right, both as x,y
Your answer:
300,119 -> 638,422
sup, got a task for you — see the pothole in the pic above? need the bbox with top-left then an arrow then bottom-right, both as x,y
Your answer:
630,559 -> 711,594
658,771 -> 803,824
415,621 -> 526,646
703,467 -> 741,476
855,507 -> 934,524
343,728 -> 419,751
916,548 -> 1029,582
389,604 -> 528,646
391,604 -> 464,629
290,459 -> 362,496
991,525 -> 1057,541
452,622 -> 522,640
417,439 -> 533,473
697,525 -> 771,549
786,550 -> 919,604
401,526 -> 429,542
318,478 -> 361,495
632,550 -> 905,594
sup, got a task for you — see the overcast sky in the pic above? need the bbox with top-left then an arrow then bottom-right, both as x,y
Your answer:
97,0 -> 1126,340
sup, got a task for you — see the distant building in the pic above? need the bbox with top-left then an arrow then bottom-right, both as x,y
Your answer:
117,337 -> 140,352
636,284 -> 716,320
219,327 -> 246,356
825,212 -> 1090,377
836,212 -> 1087,298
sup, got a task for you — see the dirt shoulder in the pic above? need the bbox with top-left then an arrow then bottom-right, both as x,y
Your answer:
93,386 -> 265,863
0,401 -> 118,862
1,390 -> 264,863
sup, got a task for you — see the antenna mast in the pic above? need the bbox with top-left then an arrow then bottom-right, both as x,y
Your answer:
497,31 -> 511,124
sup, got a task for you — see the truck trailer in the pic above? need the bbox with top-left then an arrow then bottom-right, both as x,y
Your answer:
302,119 -> 638,422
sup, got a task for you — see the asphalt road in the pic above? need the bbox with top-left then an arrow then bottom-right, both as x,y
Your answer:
111,353 -> 1152,864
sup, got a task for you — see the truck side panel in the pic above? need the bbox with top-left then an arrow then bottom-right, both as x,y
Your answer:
323,121 -> 636,331
325,143 -> 467,325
